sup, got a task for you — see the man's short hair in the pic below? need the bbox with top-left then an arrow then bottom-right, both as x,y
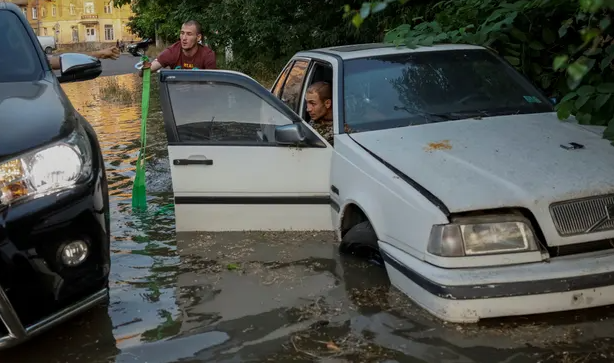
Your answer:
183,20 -> 202,35
307,81 -> 332,102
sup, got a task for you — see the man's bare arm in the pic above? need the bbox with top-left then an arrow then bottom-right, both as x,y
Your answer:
48,46 -> 120,71
138,59 -> 163,77
48,55 -> 61,70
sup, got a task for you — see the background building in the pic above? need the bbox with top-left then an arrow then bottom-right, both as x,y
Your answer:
7,0 -> 138,45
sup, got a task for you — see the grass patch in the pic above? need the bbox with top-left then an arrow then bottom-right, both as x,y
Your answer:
99,77 -> 135,104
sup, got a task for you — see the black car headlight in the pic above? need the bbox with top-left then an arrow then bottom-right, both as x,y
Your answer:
0,126 -> 93,206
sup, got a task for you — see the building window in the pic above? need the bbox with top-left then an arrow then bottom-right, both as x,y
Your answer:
32,7 -> 37,19
84,2 -> 95,14
21,7 -> 26,17
41,6 -> 46,17
43,27 -> 48,35
104,25 -> 114,41
104,2 -> 112,13
70,3 -> 75,15
52,5 -> 56,16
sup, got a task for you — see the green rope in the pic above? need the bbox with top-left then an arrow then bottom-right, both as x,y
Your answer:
132,55 -> 151,211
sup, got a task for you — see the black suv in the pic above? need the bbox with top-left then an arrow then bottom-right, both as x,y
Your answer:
0,2 -> 110,349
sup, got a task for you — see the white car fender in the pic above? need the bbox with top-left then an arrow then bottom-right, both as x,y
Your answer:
333,135 -> 449,260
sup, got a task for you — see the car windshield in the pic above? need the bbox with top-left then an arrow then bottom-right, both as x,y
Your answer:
342,49 -> 553,132
0,10 -> 44,83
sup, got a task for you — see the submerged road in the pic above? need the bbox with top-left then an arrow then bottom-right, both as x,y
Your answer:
100,54 -> 143,77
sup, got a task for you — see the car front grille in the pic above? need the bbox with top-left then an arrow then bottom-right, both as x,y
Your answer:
550,194 -> 614,236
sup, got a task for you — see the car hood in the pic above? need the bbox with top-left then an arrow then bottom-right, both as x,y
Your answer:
350,112 -> 614,214
0,79 -> 76,162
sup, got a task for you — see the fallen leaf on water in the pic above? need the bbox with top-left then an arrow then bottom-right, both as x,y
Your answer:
115,332 -> 141,344
424,139 -> 452,152
326,341 -> 340,351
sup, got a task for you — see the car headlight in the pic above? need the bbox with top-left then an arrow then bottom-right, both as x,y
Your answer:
0,126 -> 93,206
427,214 -> 539,257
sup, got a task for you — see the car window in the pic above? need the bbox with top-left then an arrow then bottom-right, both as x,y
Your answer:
167,81 -> 294,143
0,11 -> 43,83
280,60 -> 309,112
343,49 -> 553,132
302,62 -> 333,121
272,61 -> 292,97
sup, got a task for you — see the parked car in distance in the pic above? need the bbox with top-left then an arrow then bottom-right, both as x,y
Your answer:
157,42 -> 614,324
0,2 -> 111,349
37,35 -> 56,54
127,38 -> 154,57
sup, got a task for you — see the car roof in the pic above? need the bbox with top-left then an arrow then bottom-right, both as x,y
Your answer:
299,42 -> 486,60
0,1 -> 20,12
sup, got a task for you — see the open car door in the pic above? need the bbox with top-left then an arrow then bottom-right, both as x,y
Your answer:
159,70 -> 334,232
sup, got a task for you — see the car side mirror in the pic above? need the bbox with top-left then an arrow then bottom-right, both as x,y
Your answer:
275,123 -> 306,145
56,53 -> 102,84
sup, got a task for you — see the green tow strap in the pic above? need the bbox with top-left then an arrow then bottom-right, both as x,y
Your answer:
132,55 -> 151,211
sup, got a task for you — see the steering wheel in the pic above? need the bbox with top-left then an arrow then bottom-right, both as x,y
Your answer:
456,93 -> 492,104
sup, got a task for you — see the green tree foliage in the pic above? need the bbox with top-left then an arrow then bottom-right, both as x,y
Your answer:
348,0 -> 614,141
117,0 -> 423,75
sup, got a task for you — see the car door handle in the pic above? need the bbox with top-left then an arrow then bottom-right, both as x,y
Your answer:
173,158 -> 213,166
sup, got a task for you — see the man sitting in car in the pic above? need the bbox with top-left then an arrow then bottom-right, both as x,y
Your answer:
305,81 -> 334,144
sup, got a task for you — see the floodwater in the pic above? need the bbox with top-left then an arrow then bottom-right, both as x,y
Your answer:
2,74 -> 614,363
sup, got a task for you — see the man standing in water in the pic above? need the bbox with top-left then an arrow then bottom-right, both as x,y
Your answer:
139,20 -> 216,75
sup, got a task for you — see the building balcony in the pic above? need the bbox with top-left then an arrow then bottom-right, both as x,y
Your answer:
80,14 -> 99,24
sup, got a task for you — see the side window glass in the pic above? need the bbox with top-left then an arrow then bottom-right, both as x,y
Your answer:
280,60 -> 309,112
272,62 -> 292,98
167,81 -> 293,144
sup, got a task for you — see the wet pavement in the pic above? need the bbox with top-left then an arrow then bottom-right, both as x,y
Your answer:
2,74 -> 614,362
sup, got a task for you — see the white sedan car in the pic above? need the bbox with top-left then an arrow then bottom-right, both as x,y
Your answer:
159,43 -> 614,323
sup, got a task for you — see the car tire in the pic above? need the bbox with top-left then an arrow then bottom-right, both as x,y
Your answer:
339,220 -> 383,265
45,47 -> 53,55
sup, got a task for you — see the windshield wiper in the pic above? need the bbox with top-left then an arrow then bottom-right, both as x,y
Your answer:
393,106 -> 457,122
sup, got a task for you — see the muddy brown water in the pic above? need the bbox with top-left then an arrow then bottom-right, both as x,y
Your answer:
2,74 -> 614,363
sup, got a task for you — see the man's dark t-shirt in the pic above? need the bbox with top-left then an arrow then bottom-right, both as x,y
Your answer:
156,41 -> 216,70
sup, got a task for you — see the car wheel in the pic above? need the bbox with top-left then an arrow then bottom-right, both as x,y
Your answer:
45,47 -> 53,55
339,220 -> 383,265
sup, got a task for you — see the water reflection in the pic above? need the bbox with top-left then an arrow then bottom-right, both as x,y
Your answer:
1,73 -> 614,363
